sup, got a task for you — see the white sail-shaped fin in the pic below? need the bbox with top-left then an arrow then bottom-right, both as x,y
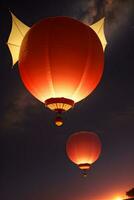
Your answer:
90,18 -> 107,51
7,12 -> 30,66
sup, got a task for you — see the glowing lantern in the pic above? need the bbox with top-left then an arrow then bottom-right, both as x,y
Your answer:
54,115 -> 63,127
66,131 -> 102,177
19,17 -> 104,125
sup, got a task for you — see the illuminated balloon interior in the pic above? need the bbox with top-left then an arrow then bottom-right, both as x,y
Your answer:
19,17 -> 104,125
66,131 -> 102,176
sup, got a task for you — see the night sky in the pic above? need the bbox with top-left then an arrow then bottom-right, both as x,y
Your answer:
1,1 -> 134,200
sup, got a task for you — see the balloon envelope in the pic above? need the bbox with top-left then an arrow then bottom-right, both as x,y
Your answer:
66,131 -> 102,166
19,17 -> 104,104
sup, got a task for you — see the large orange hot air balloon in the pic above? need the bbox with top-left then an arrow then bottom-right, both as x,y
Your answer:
19,17 -> 104,126
66,131 -> 102,176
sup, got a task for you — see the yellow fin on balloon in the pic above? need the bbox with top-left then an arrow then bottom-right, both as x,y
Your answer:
7,12 -> 30,66
90,18 -> 107,51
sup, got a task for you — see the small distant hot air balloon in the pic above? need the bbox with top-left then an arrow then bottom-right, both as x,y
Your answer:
18,17 -> 104,126
66,131 -> 102,177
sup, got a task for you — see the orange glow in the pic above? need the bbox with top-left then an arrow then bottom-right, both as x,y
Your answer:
112,196 -> 126,200
19,17 -> 104,105
112,193 -> 127,200
55,120 -> 63,127
78,163 -> 90,170
55,116 -> 63,126
66,131 -> 101,166
114,197 -> 123,200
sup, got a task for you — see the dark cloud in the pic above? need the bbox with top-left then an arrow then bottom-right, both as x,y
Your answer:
70,0 -> 133,42
71,0 -> 102,24
104,0 -> 134,38
0,90 -> 38,131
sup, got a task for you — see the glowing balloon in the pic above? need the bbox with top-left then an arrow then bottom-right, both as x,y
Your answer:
19,17 -> 104,125
66,131 -> 102,176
